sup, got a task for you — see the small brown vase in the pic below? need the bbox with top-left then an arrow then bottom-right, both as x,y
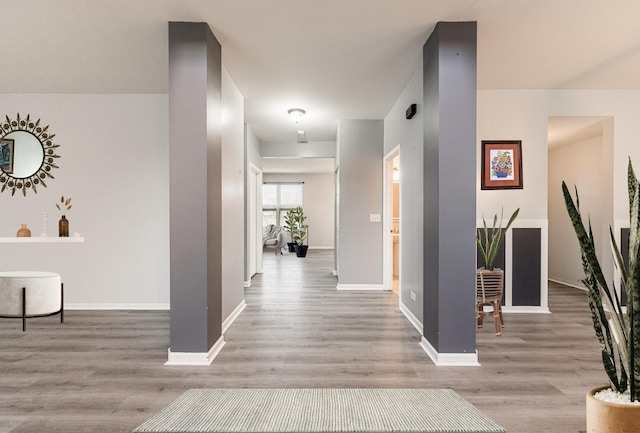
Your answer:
17,224 -> 31,237
58,215 -> 69,237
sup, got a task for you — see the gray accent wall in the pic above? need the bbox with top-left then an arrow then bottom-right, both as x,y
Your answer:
423,22 -> 477,354
168,22 -> 222,352
511,228 -> 542,306
336,120 -> 384,285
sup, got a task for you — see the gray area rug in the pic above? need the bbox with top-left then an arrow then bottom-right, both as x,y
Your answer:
134,388 -> 505,433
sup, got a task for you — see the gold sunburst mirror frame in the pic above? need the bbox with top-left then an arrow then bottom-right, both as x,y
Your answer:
0,113 -> 60,196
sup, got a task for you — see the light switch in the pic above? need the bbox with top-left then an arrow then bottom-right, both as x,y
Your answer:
370,214 -> 381,222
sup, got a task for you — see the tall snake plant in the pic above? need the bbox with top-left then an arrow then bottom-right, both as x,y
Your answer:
562,158 -> 640,402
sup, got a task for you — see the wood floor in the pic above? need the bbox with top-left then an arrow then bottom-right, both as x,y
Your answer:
0,250 -> 602,433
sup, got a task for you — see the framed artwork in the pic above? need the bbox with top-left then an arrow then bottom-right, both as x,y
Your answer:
0,138 -> 14,174
481,140 -> 522,190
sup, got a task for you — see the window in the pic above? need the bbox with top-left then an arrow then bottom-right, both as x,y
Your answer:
263,183 -> 303,227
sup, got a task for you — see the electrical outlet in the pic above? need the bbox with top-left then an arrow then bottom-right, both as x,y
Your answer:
410,291 -> 416,301
369,214 -> 381,222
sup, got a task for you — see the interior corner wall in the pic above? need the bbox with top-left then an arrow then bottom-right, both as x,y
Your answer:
548,135 -> 604,287
422,22 -> 477,354
221,67 -> 245,322
336,119 -> 384,286
384,64 -> 424,324
169,21 -> 222,353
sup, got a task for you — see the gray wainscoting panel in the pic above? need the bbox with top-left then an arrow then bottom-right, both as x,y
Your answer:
511,228 -> 541,306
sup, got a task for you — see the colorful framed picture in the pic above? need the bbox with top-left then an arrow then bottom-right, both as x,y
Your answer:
0,138 -> 14,174
481,140 -> 523,190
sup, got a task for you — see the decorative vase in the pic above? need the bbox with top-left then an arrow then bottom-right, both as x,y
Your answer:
17,224 -> 31,237
586,386 -> 640,432
58,215 -> 69,237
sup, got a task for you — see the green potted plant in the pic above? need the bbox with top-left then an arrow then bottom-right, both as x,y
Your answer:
475,207 -> 519,335
283,209 -> 297,253
476,207 -> 520,271
289,206 -> 309,258
563,158 -> 640,432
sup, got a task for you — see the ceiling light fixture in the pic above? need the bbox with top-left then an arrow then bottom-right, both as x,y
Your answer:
288,108 -> 306,123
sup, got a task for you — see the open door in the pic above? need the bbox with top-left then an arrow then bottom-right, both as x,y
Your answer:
384,147 -> 400,296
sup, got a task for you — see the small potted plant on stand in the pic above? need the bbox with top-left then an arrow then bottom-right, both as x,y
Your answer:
563,158 -> 640,432
475,207 -> 519,335
290,206 -> 309,258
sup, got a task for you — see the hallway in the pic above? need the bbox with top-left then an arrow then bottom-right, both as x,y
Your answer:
0,250 -> 604,432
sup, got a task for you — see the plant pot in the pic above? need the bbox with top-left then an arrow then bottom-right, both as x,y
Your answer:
586,385 -> 640,432
294,244 -> 308,258
287,242 -> 296,253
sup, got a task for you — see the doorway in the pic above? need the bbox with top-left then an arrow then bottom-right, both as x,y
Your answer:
249,163 -> 263,277
384,147 -> 400,296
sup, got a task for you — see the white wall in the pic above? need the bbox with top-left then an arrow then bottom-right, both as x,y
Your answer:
384,64 -> 423,326
262,172 -> 335,248
549,135 -> 604,287
221,68 -> 246,321
0,94 -> 170,307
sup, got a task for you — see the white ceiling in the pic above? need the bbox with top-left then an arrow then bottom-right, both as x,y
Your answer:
3,0 -> 640,145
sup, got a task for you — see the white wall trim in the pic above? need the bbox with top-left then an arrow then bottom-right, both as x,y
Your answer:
222,300 -> 246,333
244,280 -> 251,288
502,306 -> 550,314
419,337 -> 479,366
399,302 -> 423,335
548,277 -> 586,291
336,284 -> 385,291
165,336 -> 226,366
65,303 -> 170,310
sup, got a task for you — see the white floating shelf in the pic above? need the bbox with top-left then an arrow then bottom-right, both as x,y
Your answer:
0,237 -> 85,243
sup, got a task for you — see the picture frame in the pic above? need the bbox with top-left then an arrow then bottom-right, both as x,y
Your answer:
0,138 -> 14,174
481,140 -> 522,190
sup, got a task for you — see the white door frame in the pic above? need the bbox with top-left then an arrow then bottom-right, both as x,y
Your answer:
383,145 -> 400,296
250,163 -> 263,276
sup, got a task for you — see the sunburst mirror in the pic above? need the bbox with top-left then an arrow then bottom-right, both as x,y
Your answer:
0,113 -> 60,196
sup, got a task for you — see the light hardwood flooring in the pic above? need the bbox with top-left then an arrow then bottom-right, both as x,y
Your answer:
0,250 -> 602,433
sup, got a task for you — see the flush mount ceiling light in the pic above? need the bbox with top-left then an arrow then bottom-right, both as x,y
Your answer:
288,108 -> 306,123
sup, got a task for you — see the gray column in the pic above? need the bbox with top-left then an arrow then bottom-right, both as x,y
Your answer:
336,120 -> 384,287
422,22 -> 477,357
168,22 -> 222,357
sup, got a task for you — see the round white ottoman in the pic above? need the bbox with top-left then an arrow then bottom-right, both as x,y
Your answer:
0,271 -> 63,331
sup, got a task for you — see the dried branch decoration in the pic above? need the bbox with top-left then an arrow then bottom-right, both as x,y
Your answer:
56,195 -> 72,212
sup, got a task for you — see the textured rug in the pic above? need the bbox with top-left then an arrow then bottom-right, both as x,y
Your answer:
133,388 -> 505,433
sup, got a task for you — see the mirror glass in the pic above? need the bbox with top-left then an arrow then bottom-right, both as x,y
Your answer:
0,114 -> 60,196
1,131 -> 44,178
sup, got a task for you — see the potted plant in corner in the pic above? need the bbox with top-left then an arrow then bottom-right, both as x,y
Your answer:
290,206 -> 309,258
563,158 -> 640,432
283,208 -> 297,253
475,207 -> 519,335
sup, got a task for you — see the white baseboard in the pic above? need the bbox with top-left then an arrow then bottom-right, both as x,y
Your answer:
399,302 -> 423,335
419,337 -> 480,366
336,284 -> 384,291
165,335 -> 225,366
502,306 -> 551,314
222,300 -> 246,333
65,303 -> 170,310
244,280 -> 251,288
548,278 -> 586,291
